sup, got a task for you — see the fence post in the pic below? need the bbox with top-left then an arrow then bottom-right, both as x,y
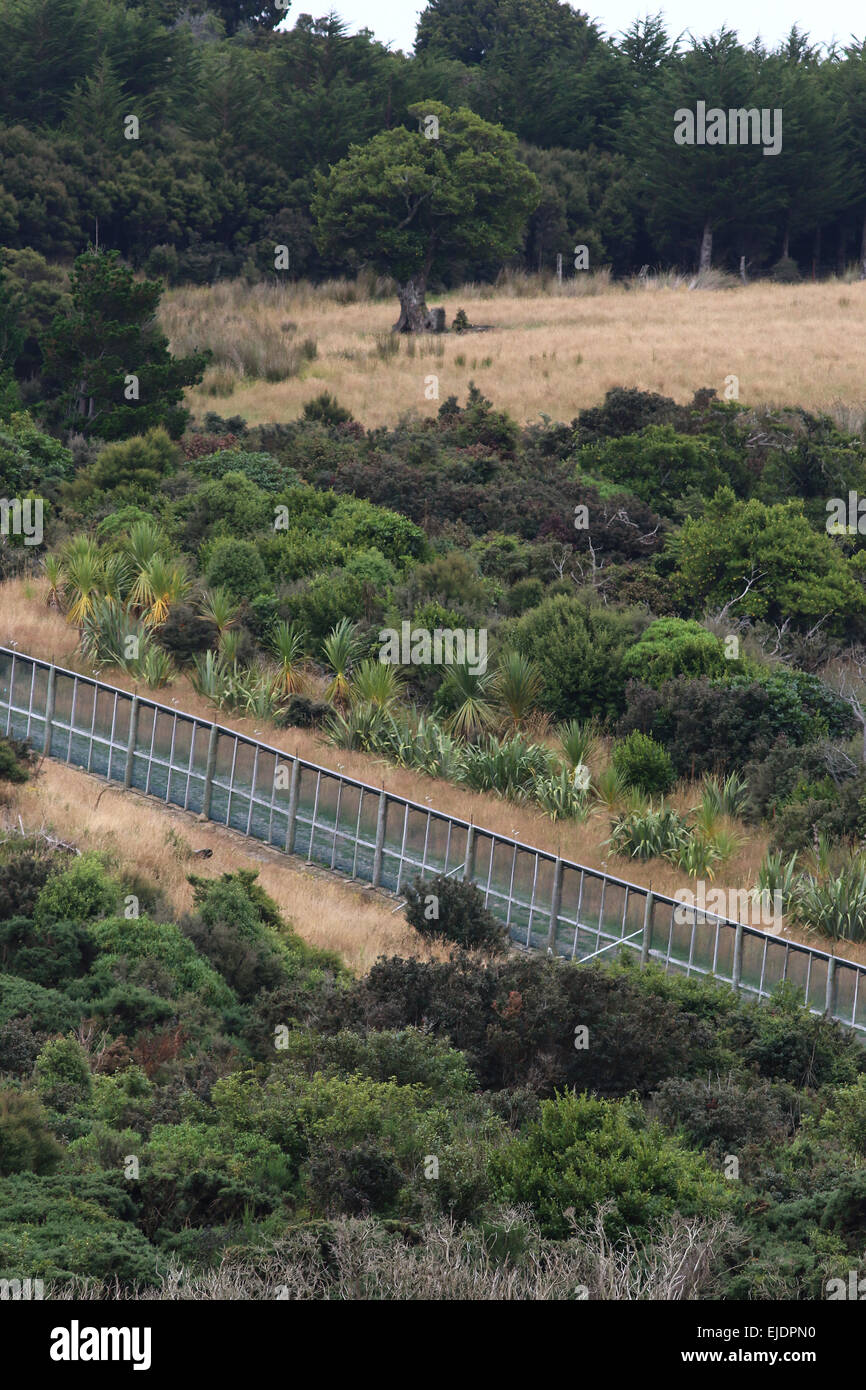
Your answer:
42,663 -> 56,758
640,890 -> 654,966
285,757 -> 301,854
732,922 -> 744,993
546,857 -> 563,954
201,722 -> 219,821
825,955 -> 838,1017
463,823 -> 476,882
123,695 -> 139,789
371,790 -> 388,888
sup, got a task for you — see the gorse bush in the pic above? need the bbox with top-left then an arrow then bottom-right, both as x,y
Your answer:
404,875 -> 509,956
0,736 -> 30,787
489,1091 -> 729,1239
32,855 -> 118,928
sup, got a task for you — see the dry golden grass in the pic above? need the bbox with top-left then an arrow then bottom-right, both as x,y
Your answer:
8,760 -> 446,974
0,576 -> 79,666
162,274 -> 866,430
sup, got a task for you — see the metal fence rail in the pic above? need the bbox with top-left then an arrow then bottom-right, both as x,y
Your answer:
2,644 -> 865,1035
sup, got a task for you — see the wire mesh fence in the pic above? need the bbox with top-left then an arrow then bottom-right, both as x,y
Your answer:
2,644 -> 865,1035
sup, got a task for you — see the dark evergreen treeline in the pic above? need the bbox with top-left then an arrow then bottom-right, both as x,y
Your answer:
4,0 -> 866,283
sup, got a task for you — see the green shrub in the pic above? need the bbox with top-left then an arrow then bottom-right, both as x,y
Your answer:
34,1034 -> 93,1107
304,1142 -> 404,1216
328,953 -> 708,1097
277,1028 -> 475,1099
612,731 -> 675,796
510,594 -> 637,720
190,448 -> 296,491
652,1074 -> 786,1157
404,874 -> 509,955
574,425 -> 740,514
0,844 -> 54,920
0,1090 -> 63,1175
86,915 -> 234,1004
621,618 -> 733,686
205,536 -> 270,600
490,1091 -> 728,1238
0,915 -> 92,987
0,975 -> 80,1031
0,411 -> 73,494
0,735 -> 30,787
740,984 -> 860,1088
302,391 -> 353,426
32,853 -> 119,927
328,495 -> 428,565
89,428 -> 179,492
619,669 -> 853,778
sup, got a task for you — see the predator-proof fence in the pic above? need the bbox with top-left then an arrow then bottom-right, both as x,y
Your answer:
3,645 -> 866,1036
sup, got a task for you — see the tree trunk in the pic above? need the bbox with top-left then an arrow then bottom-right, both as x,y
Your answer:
698,219 -> 712,273
393,273 -> 429,333
860,213 -> 866,280
781,218 -> 790,260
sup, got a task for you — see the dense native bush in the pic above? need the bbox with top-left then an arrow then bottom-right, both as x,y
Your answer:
651,1074 -> 790,1159
573,387 -> 710,445
671,489 -> 866,630
574,424 -> 746,516
741,740 -> 863,823
0,915 -> 93,987
0,1173 -> 159,1283
0,411 -> 73,494
204,537 -> 271,601
0,826 -> 862,1297
188,448 -> 298,491
618,670 -> 855,777
87,429 -> 180,494
322,954 -> 714,1097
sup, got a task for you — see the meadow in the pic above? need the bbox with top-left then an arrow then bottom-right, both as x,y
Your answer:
162,271 -> 866,431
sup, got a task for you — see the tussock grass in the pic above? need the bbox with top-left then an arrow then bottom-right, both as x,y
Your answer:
159,274 -> 866,430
